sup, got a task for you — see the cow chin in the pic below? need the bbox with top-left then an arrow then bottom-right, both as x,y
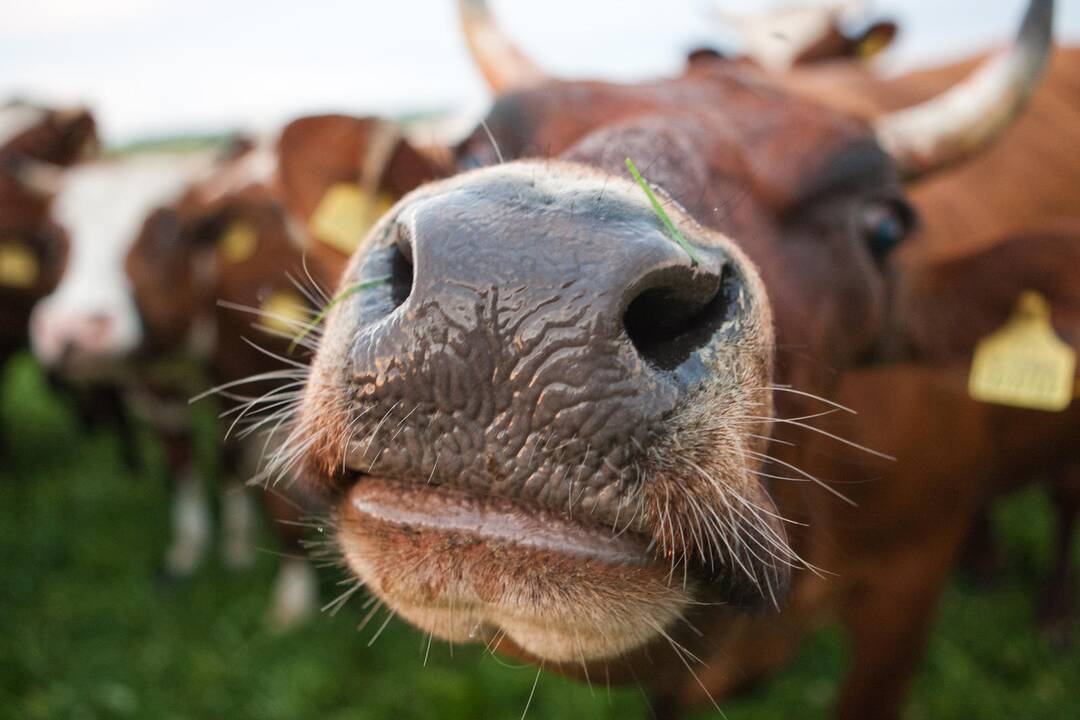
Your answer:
327,380 -> 784,663
334,478 -> 697,662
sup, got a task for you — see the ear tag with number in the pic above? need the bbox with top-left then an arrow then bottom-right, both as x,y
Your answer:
309,183 -> 394,255
218,220 -> 259,263
968,291 -> 1076,411
259,291 -> 310,336
0,241 -> 40,289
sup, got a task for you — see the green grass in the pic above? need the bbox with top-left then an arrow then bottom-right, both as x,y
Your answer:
1,353 -> 1077,719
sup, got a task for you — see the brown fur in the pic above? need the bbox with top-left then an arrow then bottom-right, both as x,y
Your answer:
685,228 -> 1080,719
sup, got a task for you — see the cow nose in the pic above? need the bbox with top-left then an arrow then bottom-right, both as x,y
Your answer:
31,306 -> 118,368
334,177 -> 753,477
348,186 -> 740,374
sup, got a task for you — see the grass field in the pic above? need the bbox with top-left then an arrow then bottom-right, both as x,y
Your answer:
2,353 -> 1078,720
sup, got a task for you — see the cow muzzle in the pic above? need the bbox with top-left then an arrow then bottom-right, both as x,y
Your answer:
295,161 -> 781,663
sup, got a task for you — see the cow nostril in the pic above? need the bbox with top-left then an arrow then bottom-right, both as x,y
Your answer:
624,264 -> 736,372
388,244 -> 413,310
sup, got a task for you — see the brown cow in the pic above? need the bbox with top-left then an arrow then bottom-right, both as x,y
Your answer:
280,1 -> 1054,718
108,114 -> 444,627
0,102 -> 98,363
0,103 -> 129,459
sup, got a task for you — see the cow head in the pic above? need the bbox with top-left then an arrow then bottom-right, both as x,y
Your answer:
27,154 -> 215,378
288,0 -> 1051,676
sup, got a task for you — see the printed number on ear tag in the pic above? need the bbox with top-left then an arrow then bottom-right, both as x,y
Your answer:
0,241 -> 40,289
259,291 -> 310,336
968,291 -> 1076,411
309,183 -> 394,255
218,220 -> 259,263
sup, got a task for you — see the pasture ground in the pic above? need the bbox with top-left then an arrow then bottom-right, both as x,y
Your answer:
1,354 -> 1078,719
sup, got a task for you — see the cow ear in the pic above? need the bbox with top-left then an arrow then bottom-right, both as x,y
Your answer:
851,21 -> 897,59
51,107 -> 100,162
4,155 -> 64,197
381,134 -> 444,199
277,115 -> 444,257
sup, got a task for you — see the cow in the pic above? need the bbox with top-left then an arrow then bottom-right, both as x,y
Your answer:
708,0 -> 898,72
159,113 -> 444,626
278,1 -> 1055,718
0,103 -> 132,460
16,143 -> 324,627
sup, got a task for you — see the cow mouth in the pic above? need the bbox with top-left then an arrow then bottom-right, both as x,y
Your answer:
335,474 -> 700,663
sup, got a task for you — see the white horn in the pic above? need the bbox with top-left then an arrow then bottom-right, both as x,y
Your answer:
875,0 -> 1054,177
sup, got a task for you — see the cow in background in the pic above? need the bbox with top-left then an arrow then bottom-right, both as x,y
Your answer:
176,113 -> 445,625
13,115 -> 443,628
707,0 -> 898,71
0,102 -> 135,461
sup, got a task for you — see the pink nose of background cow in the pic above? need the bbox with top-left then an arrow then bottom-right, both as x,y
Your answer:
30,304 -> 128,372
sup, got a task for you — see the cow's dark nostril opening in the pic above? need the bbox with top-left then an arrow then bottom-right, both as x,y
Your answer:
624,264 -> 736,372
388,244 -> 413,309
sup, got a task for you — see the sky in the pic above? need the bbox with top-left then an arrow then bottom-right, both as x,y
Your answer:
2,0 -> 1078,144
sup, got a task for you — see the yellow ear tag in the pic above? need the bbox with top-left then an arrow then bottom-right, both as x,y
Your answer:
258,291 -> 310,336
309,183 -> 394,255
968,291 -> 1076,411
218,220 -> 259,263
857,29 -> 891,59
0,241 -> 40,289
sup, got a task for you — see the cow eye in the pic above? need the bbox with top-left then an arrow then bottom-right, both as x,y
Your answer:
859,199 -> 912,261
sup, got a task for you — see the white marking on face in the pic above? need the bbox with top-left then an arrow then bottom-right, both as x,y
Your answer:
0,105 -> 47,149
29,153 -> 214,371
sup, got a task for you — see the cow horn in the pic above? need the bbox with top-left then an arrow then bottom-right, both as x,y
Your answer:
875,0 -> 1054,177
457,0 -> 547,93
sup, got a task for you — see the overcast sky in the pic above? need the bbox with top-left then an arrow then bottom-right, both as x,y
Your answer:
2,0 -> 1078,144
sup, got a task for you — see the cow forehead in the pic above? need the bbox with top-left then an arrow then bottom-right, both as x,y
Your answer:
474,66 -> 886,210
0,105 -> 47,149
53,155 -> 208,244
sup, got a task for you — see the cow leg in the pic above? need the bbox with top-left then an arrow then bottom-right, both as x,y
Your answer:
154,422 -> 210,578
220,442 -> 256,570
262,482 -> 319,631
835,529 -> 966,720
959,502 -> 1002,588
1038,463 -> 1080,647
268,554 -> 318,632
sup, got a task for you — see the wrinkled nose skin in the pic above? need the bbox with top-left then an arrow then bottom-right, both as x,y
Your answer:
330,170 -> 749,510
